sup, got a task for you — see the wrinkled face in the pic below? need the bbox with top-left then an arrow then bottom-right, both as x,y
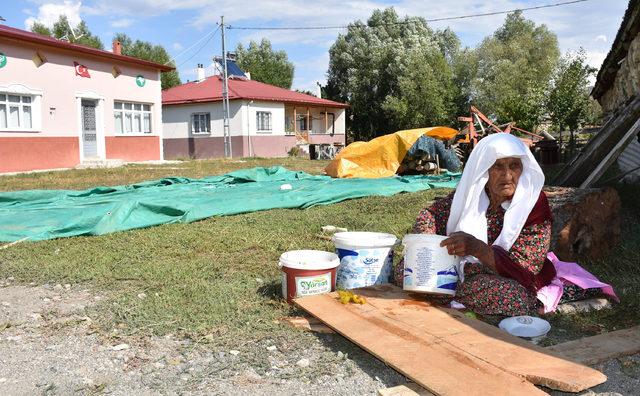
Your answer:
487,157 -> 523,202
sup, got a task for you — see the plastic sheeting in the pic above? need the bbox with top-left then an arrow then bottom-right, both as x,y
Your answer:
325,127 -> 459,178
0,166 -> 460,242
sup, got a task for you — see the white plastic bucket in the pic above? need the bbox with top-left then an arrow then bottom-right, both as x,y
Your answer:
332,231 -> 398,289
279,250 -> 340,303
402,234 -> 460,295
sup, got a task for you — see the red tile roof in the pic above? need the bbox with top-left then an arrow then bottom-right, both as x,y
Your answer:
162,76 -> 349,108
0,24 -> 174,72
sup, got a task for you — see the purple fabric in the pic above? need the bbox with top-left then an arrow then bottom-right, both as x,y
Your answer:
536,252 -> 619,313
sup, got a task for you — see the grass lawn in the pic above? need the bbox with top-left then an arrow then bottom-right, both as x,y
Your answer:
0,158 -> 638,349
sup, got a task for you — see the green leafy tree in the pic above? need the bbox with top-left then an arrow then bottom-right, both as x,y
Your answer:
326,8 -> 458,141
547,49 -> 598,144
235,39 -> 294,89
381,45 -> 455,129
113,33 -> 181,90
30,15 -> 103,49
30,21 -> 51,36
472,11 -> 560,131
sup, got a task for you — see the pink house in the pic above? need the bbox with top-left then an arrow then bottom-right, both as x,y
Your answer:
0,25 -> 173,173
162,69 -> 349,159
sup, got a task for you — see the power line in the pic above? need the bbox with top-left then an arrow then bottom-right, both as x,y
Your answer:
175,25 -> 221,69
165,26 -> 220,66
228,0 -> 589,30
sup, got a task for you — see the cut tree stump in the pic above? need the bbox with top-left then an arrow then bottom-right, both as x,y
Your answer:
544,186 -> 621,261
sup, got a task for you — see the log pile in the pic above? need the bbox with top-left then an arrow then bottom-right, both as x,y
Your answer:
544,186 -> 621,261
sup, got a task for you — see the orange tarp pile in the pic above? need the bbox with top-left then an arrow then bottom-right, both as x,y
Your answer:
325,127 -> 459,178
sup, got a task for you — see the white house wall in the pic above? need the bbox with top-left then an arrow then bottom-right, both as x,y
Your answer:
0,37 -> 164,173
162,99 -> 347,159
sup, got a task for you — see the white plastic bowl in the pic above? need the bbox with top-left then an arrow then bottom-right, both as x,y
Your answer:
499,316 -> 551,338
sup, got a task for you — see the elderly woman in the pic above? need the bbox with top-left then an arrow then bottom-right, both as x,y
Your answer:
394,133 -> 556,316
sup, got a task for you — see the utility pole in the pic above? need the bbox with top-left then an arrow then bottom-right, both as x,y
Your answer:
220,16 -> 232,158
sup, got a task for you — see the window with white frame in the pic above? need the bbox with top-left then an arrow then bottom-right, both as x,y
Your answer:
191,112 -> 211,134
114,101 -> 152,134
0,93 -> 33,130
256,111 -> 272,132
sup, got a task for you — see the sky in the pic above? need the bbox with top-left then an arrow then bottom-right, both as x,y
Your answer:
0,0 -> 630,92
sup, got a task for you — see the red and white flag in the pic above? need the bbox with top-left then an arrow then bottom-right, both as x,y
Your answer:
74,61 -> 91,78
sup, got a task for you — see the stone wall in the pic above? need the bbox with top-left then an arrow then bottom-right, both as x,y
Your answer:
599,33 -> 640,114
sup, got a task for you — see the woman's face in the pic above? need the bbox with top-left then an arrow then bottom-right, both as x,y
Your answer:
487,157 -> 523,202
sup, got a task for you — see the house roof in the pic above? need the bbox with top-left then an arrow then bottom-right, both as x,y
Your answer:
0,24 -> 174,72
592,0 -> 640,100
162,76 -> 349,108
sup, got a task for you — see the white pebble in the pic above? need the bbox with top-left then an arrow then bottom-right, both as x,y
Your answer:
112,343 -> 130,351
266,345 -> 277,352
229,350 -> 240,356
296,358 -> 310,368
137,293 -> 147,300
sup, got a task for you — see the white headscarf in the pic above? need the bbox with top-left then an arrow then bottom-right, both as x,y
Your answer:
446,133 -> 545,251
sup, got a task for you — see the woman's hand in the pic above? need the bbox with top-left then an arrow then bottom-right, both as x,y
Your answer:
440,231 -> 483,257
440,231 -> 496,270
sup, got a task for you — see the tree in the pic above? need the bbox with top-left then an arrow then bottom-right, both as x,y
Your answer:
235,39 -> 294,89
472,11 -> 560,131
113,33 -> 181,90
326,8 -> 458,141
30,15 -> 103,50
547,49 -> 597,138
381,45 -> 455,129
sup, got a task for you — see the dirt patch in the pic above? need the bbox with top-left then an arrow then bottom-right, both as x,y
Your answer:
0,281 -> 637,395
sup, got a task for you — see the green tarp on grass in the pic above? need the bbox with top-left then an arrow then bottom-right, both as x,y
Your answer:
0,166 -> 460,242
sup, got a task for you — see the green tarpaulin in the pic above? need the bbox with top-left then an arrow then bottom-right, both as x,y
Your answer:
0,166 -> 460,242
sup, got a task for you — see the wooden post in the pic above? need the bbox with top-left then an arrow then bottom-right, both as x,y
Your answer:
306,107 -> 310,131
323,108 -> 327,133
293,107 -> 297,134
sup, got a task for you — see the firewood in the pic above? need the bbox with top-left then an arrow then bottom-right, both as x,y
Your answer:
544,186 -> 621,261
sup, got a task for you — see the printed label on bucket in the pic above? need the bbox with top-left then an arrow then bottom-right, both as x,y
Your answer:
281,272 -> 288,299
336,248 -> 393,289
295,273 -> 332,297
403,244 -> 458,294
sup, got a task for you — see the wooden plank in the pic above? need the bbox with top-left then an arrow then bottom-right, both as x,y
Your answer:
297,285 -> 606,394
282,316 -> 335,333
296,289 -> 546,396
546,326 -> 640,365
378,383 -> 434,396
580,117 -> 640,187
353,286 -> 606,392
554,95 -> 640,186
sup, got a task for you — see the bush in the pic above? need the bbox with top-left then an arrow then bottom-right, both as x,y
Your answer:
288,146 -> 301,157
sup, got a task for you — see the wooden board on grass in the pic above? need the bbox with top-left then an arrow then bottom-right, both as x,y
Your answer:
296,285 -> 606,394
546,326 -> 640,365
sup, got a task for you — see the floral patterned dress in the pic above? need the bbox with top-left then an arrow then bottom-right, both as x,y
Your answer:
393,192 -> 553,316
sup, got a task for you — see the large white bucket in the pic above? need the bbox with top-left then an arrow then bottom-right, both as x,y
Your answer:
402,234 -> 460,295
332,231 -> 398,289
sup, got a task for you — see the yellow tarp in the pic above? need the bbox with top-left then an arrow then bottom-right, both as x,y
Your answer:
325,127 -> 459,178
